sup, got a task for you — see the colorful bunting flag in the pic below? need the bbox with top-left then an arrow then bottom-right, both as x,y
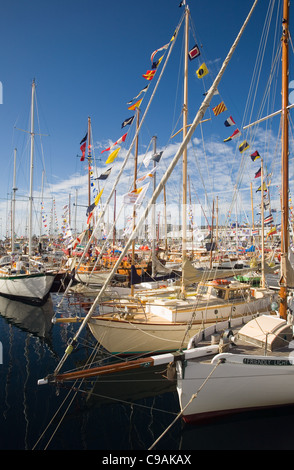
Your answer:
188,44 -> 200,60
264,214 -> 274,225
196,63 -> 209,78
136,167 -> 156,184
266,226 -> 277,237
80,133 -> 87,144
105,147 -> 120,164
87,212 -> 93,225
150,43 -> 169,63
250,150 -> 260,161
101,133 -> 127,153
239,141 -> 250,153
212,101 -> 227,116
97,168 -> 112,180
94,188 -> 104,205
123,187 -> 143,205
80,142 -> 86,161
254,168 -> 261,178
223,128 -> 241,142
121,116 -> 134,128
135,182 -> 150,207
142,70 -> 156,81
86,201 -> 95,216
128,98 -> 143,111
152,151 -> 163,162
86,189 -> 104,217
256,182 -> 267,192
152,55 -> 163,69
127,86 -> 148,105
224,116 -> 236,127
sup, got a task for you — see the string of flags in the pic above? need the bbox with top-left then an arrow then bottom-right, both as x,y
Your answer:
76,26 -> 181,229
202,72 -> 279,236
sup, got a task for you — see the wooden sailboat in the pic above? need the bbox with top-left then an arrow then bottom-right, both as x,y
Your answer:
0,80 -> 55,303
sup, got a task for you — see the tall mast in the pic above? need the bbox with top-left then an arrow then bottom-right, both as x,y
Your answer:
11,148 -> 17,253
87,116 -> 91,208
279,0 -> 289,319
87,116 -> 92,240
152,136 -> 157,277
39,170 -> 44,241
261,158 -> 265,288
28,79 -> 36,258
131,107 -> 140,295
181,1 -> 189,295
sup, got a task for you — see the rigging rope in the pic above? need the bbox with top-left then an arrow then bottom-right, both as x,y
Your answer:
148,358 -> 223,450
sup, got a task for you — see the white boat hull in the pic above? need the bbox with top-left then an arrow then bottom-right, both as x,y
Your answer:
0,272 -> 55,301
177,351 -> 294,423
75,270 -> 111,285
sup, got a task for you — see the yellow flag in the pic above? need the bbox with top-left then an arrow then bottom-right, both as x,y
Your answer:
94,189 -> 104,206
128,98 -> 143,111
105,147 -> 120,164
196,63 -> 209,78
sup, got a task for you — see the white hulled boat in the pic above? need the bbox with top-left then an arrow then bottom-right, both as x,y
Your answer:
0,81 -> 55,303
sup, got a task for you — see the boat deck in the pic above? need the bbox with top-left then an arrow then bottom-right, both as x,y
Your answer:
189,317 -> 294,364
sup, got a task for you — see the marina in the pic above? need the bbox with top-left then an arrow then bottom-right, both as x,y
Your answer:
0,0 -> 294,453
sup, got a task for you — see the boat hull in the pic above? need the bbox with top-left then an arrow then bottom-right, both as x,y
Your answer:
177,352 -> 294,423
88,317 -> 205,355
88,294 -> 276,355
0,272 -> 55,302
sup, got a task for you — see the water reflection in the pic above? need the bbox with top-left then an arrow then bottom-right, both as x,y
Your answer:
0,295 -> 54,340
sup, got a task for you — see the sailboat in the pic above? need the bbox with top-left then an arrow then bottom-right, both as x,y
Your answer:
0,80 -> 55,303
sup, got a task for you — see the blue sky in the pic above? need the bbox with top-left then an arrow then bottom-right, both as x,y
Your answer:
0,0 -> 292,241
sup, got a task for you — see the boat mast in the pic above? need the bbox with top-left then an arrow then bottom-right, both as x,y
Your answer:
181,0 -> 189,296
152,135 -> 157,277
261,157 -> 265,288
131,107 -> 140,295
28,79 -> 36,258
11,148 -> 17,253
87,116 -> 91,208
279,0 -> 289,319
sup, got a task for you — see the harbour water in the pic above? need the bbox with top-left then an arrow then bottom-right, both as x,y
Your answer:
1,291 -> 294,451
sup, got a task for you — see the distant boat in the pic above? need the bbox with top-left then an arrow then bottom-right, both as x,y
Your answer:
0,81 -> 55,303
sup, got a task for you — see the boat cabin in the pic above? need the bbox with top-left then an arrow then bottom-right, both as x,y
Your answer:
196,279 -> 253,302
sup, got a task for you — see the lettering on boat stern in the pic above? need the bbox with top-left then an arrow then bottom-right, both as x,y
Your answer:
101,453 -> 192,466
243,358 -> 292,366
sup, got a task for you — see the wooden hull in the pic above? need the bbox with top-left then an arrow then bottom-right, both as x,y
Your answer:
88,292 -> 277,355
